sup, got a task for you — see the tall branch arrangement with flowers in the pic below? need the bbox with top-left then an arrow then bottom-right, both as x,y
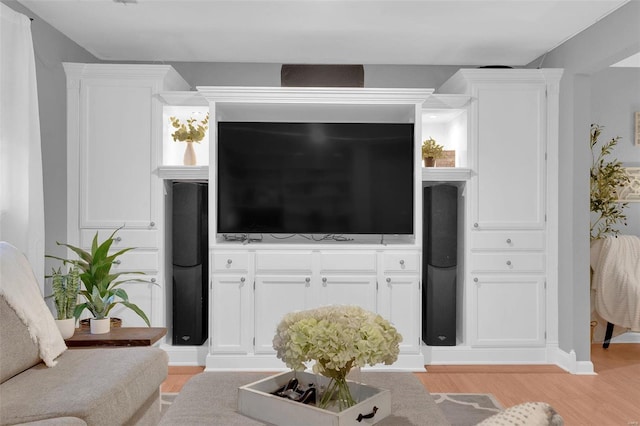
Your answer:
273,305 -> 402,411
590,123 -> 630,240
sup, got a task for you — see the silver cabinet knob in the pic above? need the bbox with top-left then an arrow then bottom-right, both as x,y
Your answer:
115,236 -> 122,242
322,277 -> 327,286
399,260 -> 405,265
473,223 -> 479,228
474,277 -> 479,283
227,259 -> 232,264
240,277 -> 245,283
114,260 -> 121,265
506,260 -> 512,266
386,277 -> 391,283
150,278 -> 156,283
150,221 -> 155,227
305,277 -> 311,283
506,238 -> 512,244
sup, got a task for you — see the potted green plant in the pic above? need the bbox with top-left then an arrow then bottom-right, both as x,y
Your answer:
421,137 -> 444,167
45,263 -> 81,339
169,112 -> 209,166
47,228 -> 153,334
590,123 -> 630,241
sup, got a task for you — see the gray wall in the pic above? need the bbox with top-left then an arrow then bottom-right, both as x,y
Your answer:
528,1 -> 640,362
591,67 -> 640,237
1,1 -> 100,275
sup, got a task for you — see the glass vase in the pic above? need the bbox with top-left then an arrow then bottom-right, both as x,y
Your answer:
318,367 -> 361,412
319,376 -> 355,411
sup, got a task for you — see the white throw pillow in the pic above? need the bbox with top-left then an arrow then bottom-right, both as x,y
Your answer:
477,401 -> 564,426
0,242 -> 67,366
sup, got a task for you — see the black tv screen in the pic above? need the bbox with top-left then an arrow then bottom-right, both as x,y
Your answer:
217,122 -> 414,235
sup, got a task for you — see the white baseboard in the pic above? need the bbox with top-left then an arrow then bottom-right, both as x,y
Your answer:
548,346 -> 595,375
164,339 -> 635,374
602,331 -> 640,344
203,352 -> 425,372
423,344 -> 597,375
424,345 -> 549,365
163,343 -> 209,366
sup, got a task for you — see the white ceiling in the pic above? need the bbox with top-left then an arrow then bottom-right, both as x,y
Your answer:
17,0 -> 631,66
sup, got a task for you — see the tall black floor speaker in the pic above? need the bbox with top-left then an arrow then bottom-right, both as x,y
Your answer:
172,182 -> 208,345
422,184 -> 458,346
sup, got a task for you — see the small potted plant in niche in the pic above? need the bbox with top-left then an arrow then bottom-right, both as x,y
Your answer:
169,112 -> 209,166
47,228 -> 154,334
422,137 -> 444,167
46,263 -> 81,339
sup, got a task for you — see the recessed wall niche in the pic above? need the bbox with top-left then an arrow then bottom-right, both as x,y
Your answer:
163,106 -> 210,166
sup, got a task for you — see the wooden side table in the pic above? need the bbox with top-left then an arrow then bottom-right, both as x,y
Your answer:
65,327 -> 167,348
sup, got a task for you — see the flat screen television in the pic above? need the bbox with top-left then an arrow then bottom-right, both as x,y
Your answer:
217,122 -> 414,235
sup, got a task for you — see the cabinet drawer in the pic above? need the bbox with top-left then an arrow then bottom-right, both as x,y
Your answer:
111,251 -> 159,272
255,251 -> 313,274
470,253 -> 544,273
382,252 -> 420,273
80,229 -> 158,249
471,232 -> 544,251
319,252 -> 376,273
213,252 -> 250,273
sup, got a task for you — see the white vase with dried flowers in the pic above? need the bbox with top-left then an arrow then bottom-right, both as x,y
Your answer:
169,113 -> 209,166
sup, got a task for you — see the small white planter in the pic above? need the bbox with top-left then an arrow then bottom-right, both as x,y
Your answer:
90,317 -> 111,334
55,318 -> 76,339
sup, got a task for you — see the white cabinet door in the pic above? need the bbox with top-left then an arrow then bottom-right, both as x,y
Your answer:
471,83 -> 546,230
79,78 -> 157,229
211,274 -> 252,354
317,275 -> 377,312
107,278 -> 157,327
378,275 -> 420,353
254,275 -> 313,354
470,275 -> 545,347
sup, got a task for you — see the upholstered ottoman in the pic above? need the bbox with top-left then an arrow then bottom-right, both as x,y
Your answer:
160,371 -> 450,425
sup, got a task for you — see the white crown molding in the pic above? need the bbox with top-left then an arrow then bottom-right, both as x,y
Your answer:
196,86 -> 433,105
422,94 -> 471,110
439,68 -> 564,94
62,62 -> 185,83
157,91 -> 207,106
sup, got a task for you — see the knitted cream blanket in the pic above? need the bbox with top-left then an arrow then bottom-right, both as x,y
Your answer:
0,241 -> 66,366
593,236 -> 640,331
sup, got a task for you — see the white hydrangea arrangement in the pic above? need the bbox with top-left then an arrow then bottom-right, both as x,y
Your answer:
272,305 -> 402,410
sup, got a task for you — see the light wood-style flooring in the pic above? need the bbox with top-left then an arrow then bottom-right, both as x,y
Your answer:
162,343 -> 640,425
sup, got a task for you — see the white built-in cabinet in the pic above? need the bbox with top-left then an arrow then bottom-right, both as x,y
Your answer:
437,69 -> 562,357
64,64 -> 564,368
199,87 -> 430,370
209,248 -> 422,369
63,63 -> 189,327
